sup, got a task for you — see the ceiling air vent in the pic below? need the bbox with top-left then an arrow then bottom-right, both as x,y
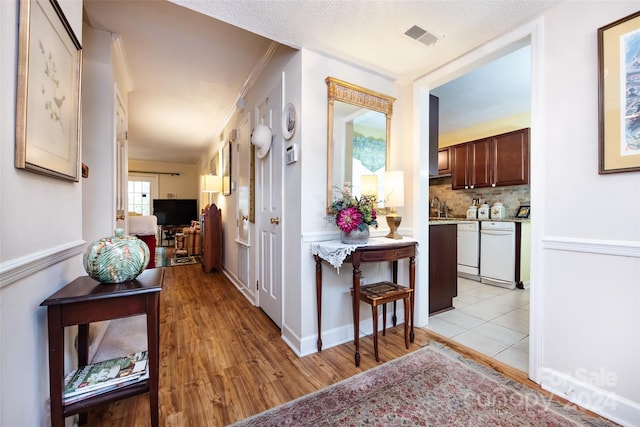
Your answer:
404,25 -> 438,47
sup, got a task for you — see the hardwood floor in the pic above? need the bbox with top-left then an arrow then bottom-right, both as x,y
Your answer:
86,262 -> 603,426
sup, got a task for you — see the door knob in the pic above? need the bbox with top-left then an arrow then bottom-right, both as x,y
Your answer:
270,217 -> 280,225
241,215 -> 249,221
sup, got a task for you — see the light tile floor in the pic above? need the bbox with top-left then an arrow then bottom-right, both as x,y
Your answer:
426,277 -> 530,372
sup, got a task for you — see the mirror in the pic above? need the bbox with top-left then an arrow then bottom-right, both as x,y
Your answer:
326,77 -> 395,212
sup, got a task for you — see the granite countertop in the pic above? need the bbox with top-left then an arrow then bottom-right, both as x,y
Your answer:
428,217 -> 531,224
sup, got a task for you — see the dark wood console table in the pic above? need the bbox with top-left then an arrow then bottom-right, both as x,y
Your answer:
41,268 -> 164,427
312,238 -> 417,367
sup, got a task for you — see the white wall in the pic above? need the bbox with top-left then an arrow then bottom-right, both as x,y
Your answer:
0,1 -> 85,426
293,49 -> 414,356
535,3 -> 640,425
415,2 -> 640,425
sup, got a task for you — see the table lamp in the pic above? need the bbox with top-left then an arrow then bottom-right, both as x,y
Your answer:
383,170 -> 404,239
360,174 -> 379,199
203,174 -> 221,205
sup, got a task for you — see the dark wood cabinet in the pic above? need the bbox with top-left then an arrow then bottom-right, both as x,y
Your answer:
451,128 -> 529,190
41,269 -> 163,427
451,143 -> 469,189
201,203 -> 222,273
451,139 -> 491,190
491,128 -> 529,187
437,147 -> 452,176
428,95 -> 440,176
429,224 -> 457,315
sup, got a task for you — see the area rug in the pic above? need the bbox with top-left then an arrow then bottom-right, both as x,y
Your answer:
168,256 -> 199,266
232,342 -> 616,427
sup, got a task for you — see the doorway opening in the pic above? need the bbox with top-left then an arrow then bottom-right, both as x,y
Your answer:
422,38 -> 534,375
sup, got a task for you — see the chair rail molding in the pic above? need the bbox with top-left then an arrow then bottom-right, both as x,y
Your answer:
542,236 -> 640,258
0,240 -> 86,288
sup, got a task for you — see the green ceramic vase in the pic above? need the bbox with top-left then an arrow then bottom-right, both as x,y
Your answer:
83,229 -> 150,283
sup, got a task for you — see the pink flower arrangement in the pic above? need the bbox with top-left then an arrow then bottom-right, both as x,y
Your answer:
329,184 -> 378,233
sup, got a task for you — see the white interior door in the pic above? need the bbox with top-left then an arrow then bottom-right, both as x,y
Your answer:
256,85 -> 283,327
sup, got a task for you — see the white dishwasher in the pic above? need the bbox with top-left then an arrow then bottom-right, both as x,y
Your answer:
480,221 -> 516,289
457,221 -> 480,281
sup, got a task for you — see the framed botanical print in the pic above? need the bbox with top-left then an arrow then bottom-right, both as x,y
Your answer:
15,0 -> 82,181
598,11 -> 640,174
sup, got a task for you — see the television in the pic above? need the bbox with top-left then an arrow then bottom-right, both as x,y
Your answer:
153,199 -> 197,226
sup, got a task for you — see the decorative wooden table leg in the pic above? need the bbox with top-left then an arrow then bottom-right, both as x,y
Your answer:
77,323 -> 89,425
146,293 -> 160,427
352,259 -> 362,367
409,255 -> 416,343
315,255 -> 323,352
47,306 -> 64,427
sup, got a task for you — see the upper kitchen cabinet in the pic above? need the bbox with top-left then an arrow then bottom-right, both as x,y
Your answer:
437,147 -> 452,176
491,128 -> 529,187
451,138 -> 491,190
451,127 -> 529,190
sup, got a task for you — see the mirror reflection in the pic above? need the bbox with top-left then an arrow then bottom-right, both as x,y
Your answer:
326,77 -> 395,212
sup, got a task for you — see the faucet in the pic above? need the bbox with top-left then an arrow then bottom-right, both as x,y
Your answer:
430,196 -> 441,218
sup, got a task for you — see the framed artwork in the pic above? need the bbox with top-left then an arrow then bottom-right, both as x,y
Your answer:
516,205 -> 530,219
210,152 -> 219,175
222,141 -> 232,196
598,11 -> 640,174
15,0 -> 82,181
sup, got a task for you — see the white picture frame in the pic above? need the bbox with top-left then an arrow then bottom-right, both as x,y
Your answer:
282,103 -> 296,140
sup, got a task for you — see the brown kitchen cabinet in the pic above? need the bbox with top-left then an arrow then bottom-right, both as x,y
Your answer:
437,147 -> 452,176
429,224 -> 457,315
451,127 -> 529,190
492,128 -> 529,187
451,138 -> 491,190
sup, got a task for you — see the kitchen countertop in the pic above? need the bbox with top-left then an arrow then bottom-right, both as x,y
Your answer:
428,217 -> 531,225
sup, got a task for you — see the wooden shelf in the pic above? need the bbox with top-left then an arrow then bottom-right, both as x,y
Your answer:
41,269 -> 164,427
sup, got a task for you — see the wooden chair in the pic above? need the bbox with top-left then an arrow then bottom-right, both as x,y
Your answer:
352,281 -> 413,362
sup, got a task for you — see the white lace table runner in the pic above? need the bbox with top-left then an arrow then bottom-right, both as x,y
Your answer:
310,237 -> 418,270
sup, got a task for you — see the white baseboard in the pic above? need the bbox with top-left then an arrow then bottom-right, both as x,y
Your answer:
539,367 -> 640,427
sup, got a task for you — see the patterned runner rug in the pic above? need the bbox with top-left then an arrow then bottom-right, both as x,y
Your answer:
232,342 -> 616,427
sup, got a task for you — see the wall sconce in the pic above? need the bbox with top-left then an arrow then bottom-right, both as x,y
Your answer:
382,170 -> 404,239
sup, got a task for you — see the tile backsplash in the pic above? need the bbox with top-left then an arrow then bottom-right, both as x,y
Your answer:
428,176 -> 530,218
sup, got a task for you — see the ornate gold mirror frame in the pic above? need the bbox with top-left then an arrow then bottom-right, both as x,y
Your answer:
326,77 -> 395,213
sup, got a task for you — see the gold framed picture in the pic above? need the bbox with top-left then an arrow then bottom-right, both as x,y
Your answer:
15,0 -> 82,181
598,11 -> 640,174
222,141 -> 232,196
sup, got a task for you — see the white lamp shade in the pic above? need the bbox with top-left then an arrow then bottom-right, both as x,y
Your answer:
384,170 -> 404,208
203,174 -> 221,193
360,174 -> 379,198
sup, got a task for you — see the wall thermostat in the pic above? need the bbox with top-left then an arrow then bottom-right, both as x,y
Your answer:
285,144 -> 299,165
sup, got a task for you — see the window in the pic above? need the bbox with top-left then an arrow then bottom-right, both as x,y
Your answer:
128,180 -> 151,215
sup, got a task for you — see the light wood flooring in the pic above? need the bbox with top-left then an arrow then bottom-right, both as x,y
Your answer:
86,262 -> 607,426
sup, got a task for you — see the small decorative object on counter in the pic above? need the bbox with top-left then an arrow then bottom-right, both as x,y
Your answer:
466,205 -> 478,219
83,229 -> 150,283
478,203 -> 491,220
490,202 -> 506,220
328,183 -> 378,244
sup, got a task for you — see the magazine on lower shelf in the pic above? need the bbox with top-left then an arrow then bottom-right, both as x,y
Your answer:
63,367 -> 148,404
63,351 -> 148,399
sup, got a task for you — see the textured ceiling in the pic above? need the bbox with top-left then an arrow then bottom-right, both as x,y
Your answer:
84,0 -> 557,164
